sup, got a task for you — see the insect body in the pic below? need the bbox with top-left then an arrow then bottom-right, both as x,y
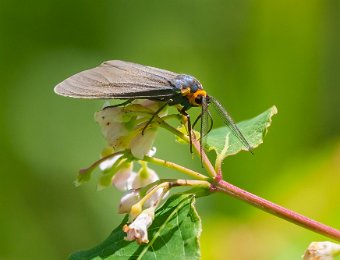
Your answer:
54,60 -> 253,153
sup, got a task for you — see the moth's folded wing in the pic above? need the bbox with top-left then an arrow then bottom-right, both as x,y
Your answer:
54,60 -> 179,99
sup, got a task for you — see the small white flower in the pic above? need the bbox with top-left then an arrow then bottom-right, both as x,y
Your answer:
105,123 -> 129,148
95,100 -> 167,160
94,107 -> 130,151
131,165 -> 166,208
123,207 -> 155,244
99,154 -> 123,171
98,152 -> 136,191
144,188 -> 165,209
94,106 -> 126,124
132,165 -> 159,189
112,163 -> 137,191
118,190 -> 141,214
130,128 -> 158,159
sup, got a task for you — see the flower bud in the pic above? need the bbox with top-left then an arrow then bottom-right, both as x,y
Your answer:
132,165 -> 159,189
129,203 -> 143,221
99,154 -> 122,172
144,188 -> 167,209
118,190 -> 140,214
98,153 -> 136,191
112,163 -> 136,191
130,128 -> 158,159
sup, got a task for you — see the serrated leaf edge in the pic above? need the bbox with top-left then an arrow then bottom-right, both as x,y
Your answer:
236,105 -> 278,154
214,105 -> 278,158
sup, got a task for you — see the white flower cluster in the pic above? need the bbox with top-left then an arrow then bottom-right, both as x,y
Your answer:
99,153 -> 164,244
95,100 -> 167,159
95,100 -> 168,244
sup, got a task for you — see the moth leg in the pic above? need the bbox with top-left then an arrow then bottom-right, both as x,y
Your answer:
192,113 -> 202,130
103,99 -> 133,109
190,107 -> 211,164
141,101 -> 170,135
179,108 -> 193,154
207,109 -> 214,134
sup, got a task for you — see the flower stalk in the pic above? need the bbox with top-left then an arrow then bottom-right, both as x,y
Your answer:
144,156 -> 209,180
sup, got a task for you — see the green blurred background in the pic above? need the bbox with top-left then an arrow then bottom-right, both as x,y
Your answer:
1,0 -> 339,259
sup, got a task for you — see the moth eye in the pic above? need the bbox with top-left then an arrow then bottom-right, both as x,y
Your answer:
195,95 -> 202,104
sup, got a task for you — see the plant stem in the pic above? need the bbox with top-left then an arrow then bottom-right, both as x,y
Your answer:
157,115 -> 217,179
144,156 -> 209,180
140,179 -> 210,206
191,136 -> 217,178
215,179 -> 340,242
158,118 -> 189,141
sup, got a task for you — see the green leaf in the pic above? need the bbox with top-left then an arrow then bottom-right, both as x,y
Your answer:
69,194 -> 202,260
206,106 -> 278,159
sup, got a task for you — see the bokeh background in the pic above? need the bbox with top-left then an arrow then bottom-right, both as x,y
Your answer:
1,0 -> 339,259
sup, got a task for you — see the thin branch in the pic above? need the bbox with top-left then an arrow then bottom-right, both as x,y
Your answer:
157,117 -> 189,141
215,179 -> 340,242
191,135 -> 217,178
144,156 -> 209,180
140,179 -> 210,206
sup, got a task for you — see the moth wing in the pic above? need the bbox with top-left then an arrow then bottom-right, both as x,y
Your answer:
54,60 -> 179,99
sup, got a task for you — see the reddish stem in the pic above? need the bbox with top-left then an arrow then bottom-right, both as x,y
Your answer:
215,179 -> 340,241
183,129 -> 340,241
215,160 -> 223,180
